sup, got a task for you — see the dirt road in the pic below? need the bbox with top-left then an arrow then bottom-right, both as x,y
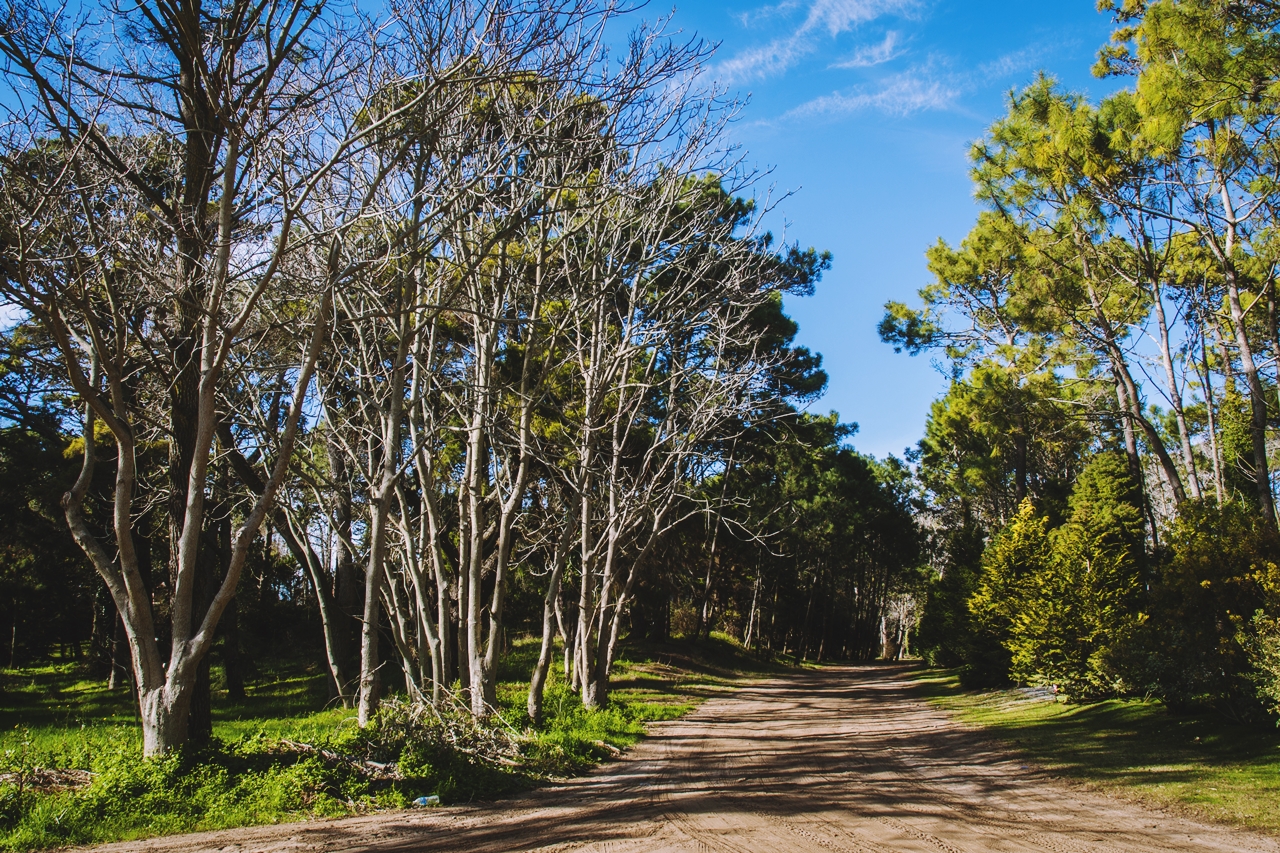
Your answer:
99,665 -> 1278,853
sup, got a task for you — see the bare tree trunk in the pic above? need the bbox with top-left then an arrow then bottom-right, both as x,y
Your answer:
331,443 -> 360,685
1198,320 -> 1227,503
557,594 -> 574,693
744,571 -> 761,650
108,616 -> 128,691
1109,335 -> 1187,505
1078,241 -> 1185,505
357,495 -> 391,726
464,378 -> 492,716
577,545 -> 598,706
1152,290 -> 1203,499
214,466 -> 244,702
1116,379 -> 1141,479
1013,425 -> 1028,505
1226,263 -> 1277,526
528,526 -> 572,724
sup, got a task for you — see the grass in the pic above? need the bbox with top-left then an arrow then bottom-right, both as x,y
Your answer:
0,634 -> 782,850
913,668 -> 1280,833
0,658 -> 351,763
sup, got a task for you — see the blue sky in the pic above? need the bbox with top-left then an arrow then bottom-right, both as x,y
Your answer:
660,0 -> 1124,459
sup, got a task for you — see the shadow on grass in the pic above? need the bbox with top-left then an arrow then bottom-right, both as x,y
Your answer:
0,665 -> 137,731
0,634 -> 803,850
911,666 -> 1280,831
0,657 -> 362,765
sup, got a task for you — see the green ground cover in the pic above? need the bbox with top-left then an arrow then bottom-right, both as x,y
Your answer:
913,668 -> 1280,834
0,635 -> 778,851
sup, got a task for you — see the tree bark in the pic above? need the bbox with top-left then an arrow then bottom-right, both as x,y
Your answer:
357,496 -> 389,726
1151,289 -> 1203,499
528,526 -> 571,724
1225,263 -> 1277,527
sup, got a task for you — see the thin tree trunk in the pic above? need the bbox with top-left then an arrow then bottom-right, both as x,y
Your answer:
1215,182 -> 1276,526
744,571 -> 760,650
289,517 -> 353,706
331,442 -> 360,682
1198,320 -> 1227,503
1152,289 -> 1203,499
1224,263 -> 1276,526
1013,424 -> 1028,505
357,496 -> 390,725
108,615 -> 129,690
223,428 -> 351,705
528,522 -> 572,724
1116,378 -> 1141,480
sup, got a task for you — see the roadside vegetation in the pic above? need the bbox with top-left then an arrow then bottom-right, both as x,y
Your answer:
887,0 -> 1280,727
915,669 -> 1280,834
0,636 -> 781,850
11,0 -> 1280,848
884,4 -> 1280,830
0,0 -> 921,780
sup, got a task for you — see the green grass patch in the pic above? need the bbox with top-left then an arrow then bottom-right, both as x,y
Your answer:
913,668 -> 1280,833
0,635 -> 783,850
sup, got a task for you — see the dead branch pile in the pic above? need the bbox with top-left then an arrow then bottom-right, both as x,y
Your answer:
275,740 -> 403,782
366,696 -> 527,770
0,768 -> 94,792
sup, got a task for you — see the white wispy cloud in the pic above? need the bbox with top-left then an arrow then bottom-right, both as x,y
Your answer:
716,0 -> 919,83
805,0 -> 916,36
783,67 -> 959,120
734,1 -> 803,29
0,304 -> 27,330
776,41 -> 1054,123
978,45 -> 1048,81
831,31 -> 904,69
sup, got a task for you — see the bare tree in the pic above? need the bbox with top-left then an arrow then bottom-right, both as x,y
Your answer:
0,0 -> 416,753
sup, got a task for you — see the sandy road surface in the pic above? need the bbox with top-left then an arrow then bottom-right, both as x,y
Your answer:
95,664 -> 1278,853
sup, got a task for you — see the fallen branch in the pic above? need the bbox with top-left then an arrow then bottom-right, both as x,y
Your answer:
0,767 -> 95,793
277,739 -> 404,782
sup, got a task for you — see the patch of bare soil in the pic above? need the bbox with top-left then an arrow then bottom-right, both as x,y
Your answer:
87,665 -> 1277,853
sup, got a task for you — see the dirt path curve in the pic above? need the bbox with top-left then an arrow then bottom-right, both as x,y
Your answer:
96,664 -> 1278,853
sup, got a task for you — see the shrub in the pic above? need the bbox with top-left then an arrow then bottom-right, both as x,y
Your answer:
1147,499 -> 1280,721
1244,612 -> 1280,723
1010,453 -> 1145,697
967,499 -> 1051,686
967,454 -> 1146,697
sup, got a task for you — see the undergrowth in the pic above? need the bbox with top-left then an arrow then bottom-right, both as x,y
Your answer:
0,635 -> 774,850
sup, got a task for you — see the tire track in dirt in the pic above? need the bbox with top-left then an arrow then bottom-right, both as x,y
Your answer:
88,664 -> 1278,853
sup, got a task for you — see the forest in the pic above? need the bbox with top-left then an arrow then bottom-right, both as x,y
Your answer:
3,0 -> 1280,848
0,0 -> 921,766
885,0 -> 1280,723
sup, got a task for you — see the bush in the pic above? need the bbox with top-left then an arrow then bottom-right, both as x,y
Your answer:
1244,612 -> 1280,723
966,499 -> 1050,686
1146,499 -> 1280,722
965,454 -> 1146,697
1010,453 -> 1145,696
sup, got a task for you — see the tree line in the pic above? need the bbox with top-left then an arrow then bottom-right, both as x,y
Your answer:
0,0 -> 922,757
886,0 -> 1280,722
